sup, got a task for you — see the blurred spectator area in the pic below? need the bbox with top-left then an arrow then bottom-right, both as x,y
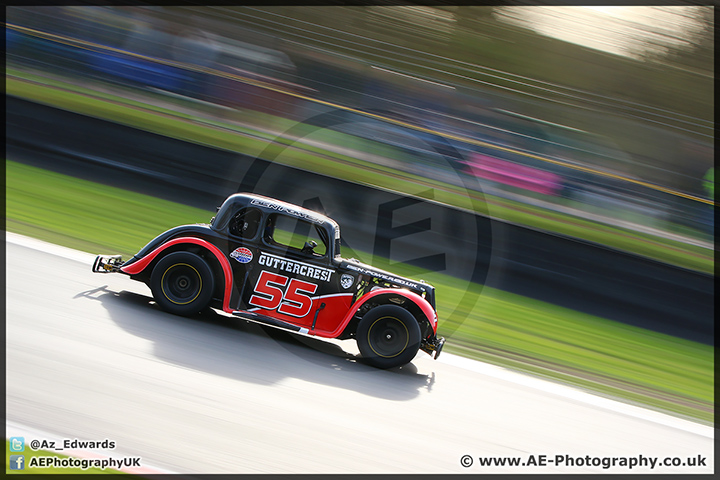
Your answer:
7,6 -> 311,116
5,6 -> 714,239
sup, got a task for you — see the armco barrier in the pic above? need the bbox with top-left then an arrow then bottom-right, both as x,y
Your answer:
6,96 -> 714,344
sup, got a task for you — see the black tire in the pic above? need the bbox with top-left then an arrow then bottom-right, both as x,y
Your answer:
356,305 -> 421,369
150,251 -> 215,316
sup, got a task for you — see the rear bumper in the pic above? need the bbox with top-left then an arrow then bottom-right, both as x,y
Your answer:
92,254 -> 124,273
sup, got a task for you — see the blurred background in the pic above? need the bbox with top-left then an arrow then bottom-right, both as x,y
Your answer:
6,5 -> 715,240
4,5 -> 714,427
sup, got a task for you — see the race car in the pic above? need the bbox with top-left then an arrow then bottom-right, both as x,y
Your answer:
93,193 -> 445,368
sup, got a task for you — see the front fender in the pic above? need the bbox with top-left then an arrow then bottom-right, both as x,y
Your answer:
120,237 -> 234,312
328,288 -> 438,338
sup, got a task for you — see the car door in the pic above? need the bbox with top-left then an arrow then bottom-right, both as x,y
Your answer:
242,212 -> 340,329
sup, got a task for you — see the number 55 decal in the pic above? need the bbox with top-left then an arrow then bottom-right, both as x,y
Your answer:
249,271 -> 318,318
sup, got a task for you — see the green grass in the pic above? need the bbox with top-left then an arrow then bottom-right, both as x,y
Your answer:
6,161 -> 211,258
5,70 -> 714,275
5,440 -> 127,474
6,159 -> 714,423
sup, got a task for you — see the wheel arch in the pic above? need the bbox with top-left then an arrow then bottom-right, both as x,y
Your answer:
337,288 -> 437,339
121,237 -> 234,312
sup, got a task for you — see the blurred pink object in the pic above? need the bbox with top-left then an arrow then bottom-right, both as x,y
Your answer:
465,153 -> 562,196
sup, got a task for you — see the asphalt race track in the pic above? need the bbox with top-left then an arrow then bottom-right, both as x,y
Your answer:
5,235 -> 713,474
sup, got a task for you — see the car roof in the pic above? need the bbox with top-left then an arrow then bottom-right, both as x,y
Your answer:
214,193 -> 340,233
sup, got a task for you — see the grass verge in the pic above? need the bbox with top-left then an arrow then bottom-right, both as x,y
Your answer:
6,159 -> 713,423
6,69 -> 713,275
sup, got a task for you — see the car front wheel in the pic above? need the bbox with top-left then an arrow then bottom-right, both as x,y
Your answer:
357,305 -> 421,368
150,251 -> 215,316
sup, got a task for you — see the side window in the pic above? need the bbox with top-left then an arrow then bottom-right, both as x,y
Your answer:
264,214 -> 327,257
229,207 -> 262,239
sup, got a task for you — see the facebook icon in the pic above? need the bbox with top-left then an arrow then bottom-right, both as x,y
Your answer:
9,455 -> 25,470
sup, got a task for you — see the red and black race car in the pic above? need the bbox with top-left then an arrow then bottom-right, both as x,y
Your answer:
93,193 -> 445,368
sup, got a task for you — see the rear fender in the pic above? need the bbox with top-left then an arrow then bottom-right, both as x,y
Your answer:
120,237 -> 233,312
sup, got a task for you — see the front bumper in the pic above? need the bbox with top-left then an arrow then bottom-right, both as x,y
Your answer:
420,335 -> 446,360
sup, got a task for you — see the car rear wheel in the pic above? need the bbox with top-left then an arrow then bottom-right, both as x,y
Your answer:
150,251 -> 215,316
357,305 -> 421,369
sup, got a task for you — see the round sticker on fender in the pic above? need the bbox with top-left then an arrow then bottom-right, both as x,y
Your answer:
230,247 -> 253,263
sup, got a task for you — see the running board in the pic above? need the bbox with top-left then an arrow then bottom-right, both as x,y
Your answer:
232,311 -> 310,335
